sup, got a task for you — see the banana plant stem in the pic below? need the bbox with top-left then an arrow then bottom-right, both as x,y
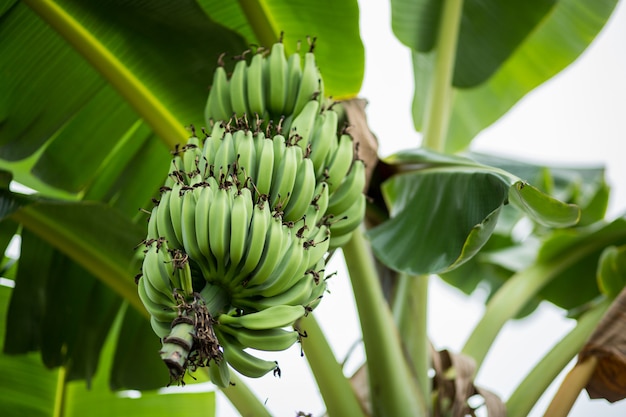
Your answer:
52,365 -> 66,417
421,0 -> 464,152
506,299 -> 610,417
462,262 -> 554,369
296,313 -> 367,417
220,372 -> 272,417
236,0 -> 279,47
23,0 -> 189,150
392,273 -> 431,413
342,228 -> 425,417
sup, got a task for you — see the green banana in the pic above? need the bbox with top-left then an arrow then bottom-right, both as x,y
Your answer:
234,129 -> 256,185
246,51 -> 266,117
283,48 -> 302,116
180,188 -> 205,267
194,184 -> 218,275
150,316 -> 173,339
229,187 -> 252,270
309,109 -> 338,178
283,156 -> 317,222
229,54 -> 249,117
205,60 -> 232,124
142,243 -> 175,302
287,99 -> 319,152
228,199 -> 271,289
303,225 -> 330,270
329,192 -> 366,238
146,206 -> 159,241
138,275 -> 177,323
255,234 -> 308,298
219,325 -> 299,352
293,50 -> 322,116
182,136 -> 202,175
253,137 -> 274,197
168,182 -> 185,247
234,272 -> 315,310
218,331 -> 280,378
328,230 -> 355,249
267,41 -> 288,116
243,213 -> 286,288
270,144 -> 301,208
213,132 -> 235,179
208,357 -> 231,388
218,304 -> 306,330
208,183 -> 232,277
324,134 -> 354,193
326,158 -> 366,215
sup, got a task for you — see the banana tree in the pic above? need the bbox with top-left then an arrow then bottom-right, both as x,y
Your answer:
1,0 -> 625,416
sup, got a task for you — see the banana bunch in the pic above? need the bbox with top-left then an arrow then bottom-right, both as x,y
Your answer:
204,38 -> 325,130
138,39 -> 368,387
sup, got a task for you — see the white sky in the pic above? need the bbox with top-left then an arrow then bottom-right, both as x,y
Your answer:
219,0 -> 626,415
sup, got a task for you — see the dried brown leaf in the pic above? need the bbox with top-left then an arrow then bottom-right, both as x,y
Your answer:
432,348 -> 506,417
579,287 -> 626,402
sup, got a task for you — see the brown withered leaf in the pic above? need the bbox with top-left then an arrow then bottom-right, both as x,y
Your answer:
432,348 -> 506,417
579,287 -> 626,402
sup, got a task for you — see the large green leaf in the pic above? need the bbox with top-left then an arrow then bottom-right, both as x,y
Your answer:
407,0 -> 618,152
368,149 -> 579,274
199,0 -> 365,98
392,0 -> 557,87
0,0 -> 247,191
0,283 -> 215,417
0,190 -> 145,313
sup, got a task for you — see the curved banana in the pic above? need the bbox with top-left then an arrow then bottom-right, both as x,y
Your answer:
228,199 -> 271,289
219,325 -> 299,352
234,272 -> 315,310
205,61 -> 232,124
283,49 -> 302,116
303,225 -> 330,270
283,157 -> 317,222
150,316 -> 173,339
253,137 -> 274,197
329,192 -> 366,238
229,54 -> 249,118
287,99 -> 319,152
146,206 -> 159,241
234,129 -> 256,185
208,184 -> 232,277
218,331 -> 279,378
168,182 -> 185,247
138,275 -> 177,323
194,184 -> 218,275
214,132 -> 235,179
309,109 -> 338,178
218,304 -> 306,330
293,51 -> 322,117
267,41 -> 288,116
255,234 -> 308,298
229,187 -> 252,270
324,134 -> 354,193
243,213 -> 286,288
208,357 -> 231,388
326,158 -> 366,215
180,188 -> 205,267
142,243 -> 175,302
246,51 -> 266,117
182,137 -> 202,175
270,144 -> 301,209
